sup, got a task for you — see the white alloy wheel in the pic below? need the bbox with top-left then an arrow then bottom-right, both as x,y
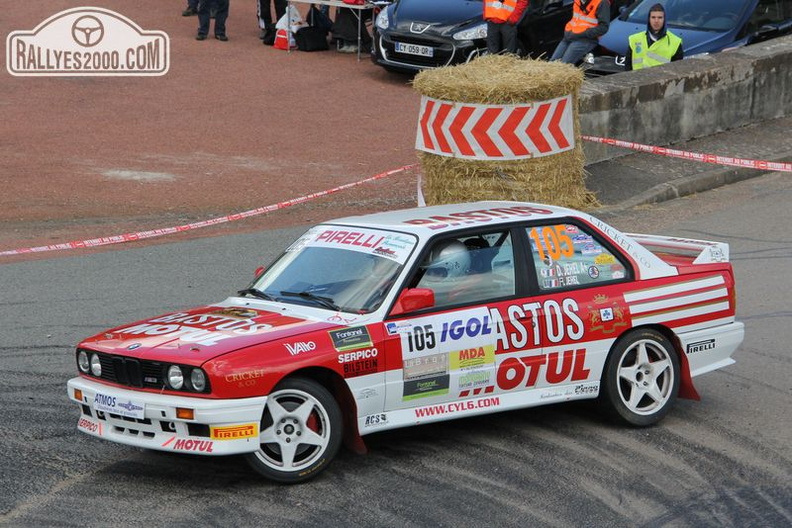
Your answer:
600,329 -> 681,426
245,377 -> 342,483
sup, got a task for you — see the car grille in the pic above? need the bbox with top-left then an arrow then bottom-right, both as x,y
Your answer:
89,350 -> 166,389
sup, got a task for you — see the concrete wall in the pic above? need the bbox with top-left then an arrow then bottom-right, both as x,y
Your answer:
580,34 -> 792,164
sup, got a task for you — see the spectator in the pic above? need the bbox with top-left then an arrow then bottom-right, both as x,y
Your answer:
258,0 -> 287,44
332,8 -> 372,53
484,0 -> 529,54
626,3 -> 683,70
182,0 -> 199,17
550,0 -> 610,65
197,0 -> 229,41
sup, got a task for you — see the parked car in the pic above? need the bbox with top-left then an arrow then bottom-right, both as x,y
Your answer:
372,0 -> 629,73
67,201 -> 744,483
584,0 -> 792,75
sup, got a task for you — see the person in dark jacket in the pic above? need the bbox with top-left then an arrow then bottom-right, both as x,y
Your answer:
550,0 -> 610,65
333,8 -> 373,53
182,0 -> 199,17
197,0 -> 229,40
626,3 -> 683,70
258,0 -> 287,44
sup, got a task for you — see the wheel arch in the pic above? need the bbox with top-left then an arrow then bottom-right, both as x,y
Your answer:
279,366 -> 368,455
619,323 -> 700,401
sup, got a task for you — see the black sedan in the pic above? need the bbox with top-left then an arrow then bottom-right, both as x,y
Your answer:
371,0 -> 628,74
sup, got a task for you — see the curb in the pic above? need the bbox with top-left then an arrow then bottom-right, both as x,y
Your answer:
592,151 -> 792,217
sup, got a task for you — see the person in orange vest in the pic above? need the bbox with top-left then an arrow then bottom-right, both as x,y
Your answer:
550,0 -> 610,64
484,0 -> 530,54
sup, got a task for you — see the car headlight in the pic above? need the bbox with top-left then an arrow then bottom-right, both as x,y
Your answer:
190,369 -> 207,392
78,350 -> 90,373
375,8 -> 389,30
167,365 -> 184,390
453,22 -> 487,41
90,353 -> 102,376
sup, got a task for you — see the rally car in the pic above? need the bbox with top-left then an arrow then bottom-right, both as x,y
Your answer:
67,201 -> 744,483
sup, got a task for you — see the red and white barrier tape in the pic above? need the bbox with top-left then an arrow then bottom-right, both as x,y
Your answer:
0,164 -> 417,257
583,135 -> 792,172
3,136 -> 788,257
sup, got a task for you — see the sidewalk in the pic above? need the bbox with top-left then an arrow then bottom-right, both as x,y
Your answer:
584,115 -> 792,213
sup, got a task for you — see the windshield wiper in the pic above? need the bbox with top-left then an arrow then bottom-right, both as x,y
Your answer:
237,288 -> 277,301
280,290 -> 341,311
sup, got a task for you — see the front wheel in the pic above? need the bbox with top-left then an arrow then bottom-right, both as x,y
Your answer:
599,329 -> 680,427
245,377 -> 342,483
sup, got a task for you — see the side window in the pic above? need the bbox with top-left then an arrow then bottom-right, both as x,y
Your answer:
756,0 -> 784,23
414,231 -> 515,308
527,223 -> 627,292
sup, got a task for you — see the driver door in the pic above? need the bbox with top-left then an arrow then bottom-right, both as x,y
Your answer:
381,229 -> 517,415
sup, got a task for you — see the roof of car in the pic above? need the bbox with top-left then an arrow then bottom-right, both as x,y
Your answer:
327,201 -> 582,234
321,200 -> 680,280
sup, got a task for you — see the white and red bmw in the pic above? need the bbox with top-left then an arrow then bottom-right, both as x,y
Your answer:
67,201 -> 744,482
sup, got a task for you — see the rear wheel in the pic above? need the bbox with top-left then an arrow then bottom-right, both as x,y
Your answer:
599,329 -> 680,427
245,377 -> 342,483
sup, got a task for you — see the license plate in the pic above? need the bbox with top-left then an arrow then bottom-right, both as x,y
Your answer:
93,391 -> 146,419
395,42 -> 433,57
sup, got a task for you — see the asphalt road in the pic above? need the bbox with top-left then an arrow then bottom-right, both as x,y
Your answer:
1,173 -> 790,527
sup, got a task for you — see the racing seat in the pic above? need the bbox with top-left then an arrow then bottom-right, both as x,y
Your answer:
447,238 -> 500,304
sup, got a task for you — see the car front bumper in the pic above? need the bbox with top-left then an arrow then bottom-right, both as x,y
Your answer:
372,29 -> 484,72
67,377 -> 268,455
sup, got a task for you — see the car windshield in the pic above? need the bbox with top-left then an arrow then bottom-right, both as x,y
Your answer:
625,0 -> 747,32
249,226 -> 418,314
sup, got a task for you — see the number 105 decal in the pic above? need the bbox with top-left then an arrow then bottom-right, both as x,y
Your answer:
529,225 -> 574,261
399,308 -> 496,356
403,324 -> 437,353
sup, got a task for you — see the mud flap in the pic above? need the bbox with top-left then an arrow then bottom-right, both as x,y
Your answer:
675,341 -> 701,401
332,376 -> 368,455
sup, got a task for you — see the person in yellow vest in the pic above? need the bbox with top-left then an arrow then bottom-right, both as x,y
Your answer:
550,0 -> 610,64
484,0 -> 529,54
626,3 -> 683,70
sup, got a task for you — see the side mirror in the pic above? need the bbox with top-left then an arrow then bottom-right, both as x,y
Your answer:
390,288 -> 435,316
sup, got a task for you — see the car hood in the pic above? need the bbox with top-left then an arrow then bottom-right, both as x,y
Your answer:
392,0 -> 482,30
78,301 -> 339,364
599,21 -> 736,56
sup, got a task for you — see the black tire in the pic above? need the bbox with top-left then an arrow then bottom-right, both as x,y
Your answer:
245,377 -> 343,483
599,329 -> 680,427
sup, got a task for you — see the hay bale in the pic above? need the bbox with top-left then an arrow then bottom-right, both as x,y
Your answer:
413,55 -> 598,210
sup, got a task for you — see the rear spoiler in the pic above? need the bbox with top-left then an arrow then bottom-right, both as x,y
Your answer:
626,233 -> 730,264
